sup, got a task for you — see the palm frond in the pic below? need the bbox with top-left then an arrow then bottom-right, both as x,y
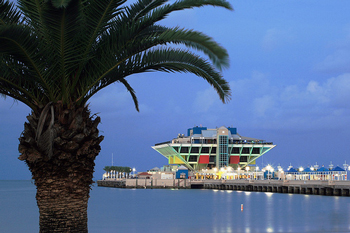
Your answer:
69,0 -> 127,91
1,0 -> 232,110
118,78 -> 139,111
38,0 -> 85,102
85,48 -> 231,104
0,0 -> 22,25
125,0 -> 167,21
51,0 -> 73,8
0,24 -> 53,104
147,26 -> 229,70
123,0 -> 233,29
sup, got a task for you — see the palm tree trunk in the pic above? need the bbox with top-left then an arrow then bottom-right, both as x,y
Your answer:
36,179 -> 89,232
18,104 -> 104,233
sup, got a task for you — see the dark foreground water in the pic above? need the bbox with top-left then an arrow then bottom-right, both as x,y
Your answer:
1,180 -> 350,233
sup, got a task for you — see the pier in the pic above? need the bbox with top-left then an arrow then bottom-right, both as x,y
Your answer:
97,179 -> 350,196
200,180 -> 350,196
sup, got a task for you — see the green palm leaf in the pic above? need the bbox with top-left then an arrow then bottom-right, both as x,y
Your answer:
0,0 -> 232,110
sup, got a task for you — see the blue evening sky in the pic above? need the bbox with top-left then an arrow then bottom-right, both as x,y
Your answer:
1,1 -> 350,179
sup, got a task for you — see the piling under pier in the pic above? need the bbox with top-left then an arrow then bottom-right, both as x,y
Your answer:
97,179 -> 350,196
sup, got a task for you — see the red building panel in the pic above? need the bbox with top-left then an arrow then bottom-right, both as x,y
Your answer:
230,156 -> 240,164
198,155 -> 210,164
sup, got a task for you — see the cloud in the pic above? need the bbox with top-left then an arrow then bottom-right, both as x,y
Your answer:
262,28 -> 294,51
253,95 -> 275,117
314,29 -> 350,73
314,49 -> 350,73
322,73 -> 350,108
193,88 -> 219,113
227,72 -> 350,131
230,71 -> 271,97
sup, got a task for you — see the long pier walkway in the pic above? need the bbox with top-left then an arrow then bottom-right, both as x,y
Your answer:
199,180 -> 350,196
97,179 -> 350,196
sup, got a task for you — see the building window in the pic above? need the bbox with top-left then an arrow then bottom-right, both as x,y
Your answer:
240,156 -> 248,162
189,156 -> 198,162
252,148 -> 260,154
231,147 -> 240,154
207,139 -> 217,144
190,147 -> 200,153
209,156 -> 216,163
211,147 -> 217,154
241,147 -> 250,154
201,147 -> 210,153
173,147 -> 179,152
180,147 -> 189,153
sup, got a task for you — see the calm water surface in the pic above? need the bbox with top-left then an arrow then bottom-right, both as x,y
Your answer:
0,180 -> 349,232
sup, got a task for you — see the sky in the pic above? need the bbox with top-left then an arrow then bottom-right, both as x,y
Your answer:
1,0 -> 350,180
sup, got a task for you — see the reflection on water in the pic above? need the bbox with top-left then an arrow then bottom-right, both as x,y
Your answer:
1,181 -> 350,233
265,192 -> 273,197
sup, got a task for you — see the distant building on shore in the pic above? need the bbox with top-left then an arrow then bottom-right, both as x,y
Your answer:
152,126 -> 276,172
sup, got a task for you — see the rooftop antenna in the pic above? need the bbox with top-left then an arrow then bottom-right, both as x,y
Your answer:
314,162 -> 319,170
287,163 -> 293,170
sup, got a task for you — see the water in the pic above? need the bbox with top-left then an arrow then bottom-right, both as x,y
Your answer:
1,180 -> 350,233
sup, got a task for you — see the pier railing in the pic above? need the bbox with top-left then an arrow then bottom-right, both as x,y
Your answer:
97,179 -> 350,196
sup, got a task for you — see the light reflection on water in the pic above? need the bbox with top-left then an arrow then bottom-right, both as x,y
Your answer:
1,181 -> 350,233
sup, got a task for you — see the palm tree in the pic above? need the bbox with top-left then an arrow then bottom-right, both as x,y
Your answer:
0,0 -> 232,232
